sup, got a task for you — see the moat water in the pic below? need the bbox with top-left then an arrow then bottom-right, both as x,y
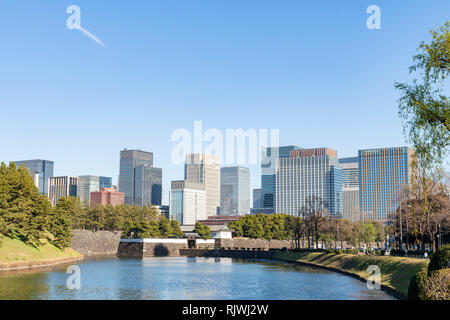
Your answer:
0,257 -> 395,300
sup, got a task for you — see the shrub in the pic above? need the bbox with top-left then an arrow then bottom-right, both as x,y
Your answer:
428,244 -> 450,276
326,249 -> 335,254
408,263 -> 429,300
335,249 -> 343,254
423,269 -> 450,300
376,249 -> 381,256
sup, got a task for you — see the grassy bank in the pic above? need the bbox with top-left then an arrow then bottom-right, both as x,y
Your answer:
0,236 -> 83,271
274,251 -> 428,298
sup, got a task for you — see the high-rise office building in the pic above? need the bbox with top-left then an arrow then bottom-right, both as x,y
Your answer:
261,145 -> 301,211
339,157 -> 360,221
185,154 -> 220,216
169,180 -> 206,225
77,175 -> 112,203
156,205 -> 170,219
134,165 -> 162,206
358,147 -> 414,221
11,159 -> 54,195
275,148 -> 342,217
48,176 -> 78,206
119,149 -> 162,206
253,188 -> 262,209
220,166 -> 250,215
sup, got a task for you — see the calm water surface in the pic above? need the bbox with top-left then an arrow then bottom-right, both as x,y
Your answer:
0,257 -> 395,300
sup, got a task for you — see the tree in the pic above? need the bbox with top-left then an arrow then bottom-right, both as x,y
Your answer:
159,217 -> 173,238
229,219 -> 243,237
392,171 -> 449,253
242,215 -> 264,239
285,215 -> 306,249
395,21 -> 450,167
49,200 -> 74,248
170,219 -> 184,238
194,221 -> 211,240
0,162 -> 51,246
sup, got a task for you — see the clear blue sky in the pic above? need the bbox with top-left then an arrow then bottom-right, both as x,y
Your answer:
0,0 -> 449,204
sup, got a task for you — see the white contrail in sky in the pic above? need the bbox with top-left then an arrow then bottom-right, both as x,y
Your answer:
66,5 -> 105,47
75,26 -> 105,47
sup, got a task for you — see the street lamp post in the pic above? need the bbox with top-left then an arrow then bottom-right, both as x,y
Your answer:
438,224 -> 441,249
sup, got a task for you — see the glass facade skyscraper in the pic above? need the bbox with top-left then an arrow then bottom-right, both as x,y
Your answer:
220,166 -> 250,215
119,149 -> 162,206
169,180 -> 206,225
134,166 -> 162,206
12,159 -> 54,196
358,147 -> 414,221
253,188 -> 262,209
77,175 -> 112,203
275,148 -> 342,217
261,145 -> 301,209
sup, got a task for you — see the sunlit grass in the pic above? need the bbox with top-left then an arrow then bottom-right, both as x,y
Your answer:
274,251 -> 428,297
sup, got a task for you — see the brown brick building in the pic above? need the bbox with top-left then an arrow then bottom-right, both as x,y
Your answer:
90,187 -> 125,207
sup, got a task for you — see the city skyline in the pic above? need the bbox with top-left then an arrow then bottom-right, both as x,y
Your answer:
1,1 -> 449,205
8,144 -> 417,215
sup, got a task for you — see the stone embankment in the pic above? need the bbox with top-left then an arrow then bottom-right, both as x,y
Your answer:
70,230 -> 122,256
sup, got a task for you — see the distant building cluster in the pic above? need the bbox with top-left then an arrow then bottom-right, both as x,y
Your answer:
253,145 -> 414,222
11,145 -> 414,226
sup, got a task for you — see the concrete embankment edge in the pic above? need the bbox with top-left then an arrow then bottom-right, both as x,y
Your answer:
0,256 -> 84,272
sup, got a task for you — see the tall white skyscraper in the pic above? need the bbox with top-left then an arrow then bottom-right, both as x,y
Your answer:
275,148 -> 342,217
169,180 -> 206,225
184,153 -> 220,216
220,166 -> 250,215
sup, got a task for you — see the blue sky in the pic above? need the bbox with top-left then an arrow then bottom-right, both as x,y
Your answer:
0,0 -> 449,204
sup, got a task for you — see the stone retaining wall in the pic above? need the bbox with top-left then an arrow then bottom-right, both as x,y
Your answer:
70,233 -> 297,257
117,239 -> 188,257
70,230 -> 122,256
180,249 -> 277,259
215,238 -> 293,250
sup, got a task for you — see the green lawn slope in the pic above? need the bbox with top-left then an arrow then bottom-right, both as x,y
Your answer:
274,251 -> 428,298
0,236 -> 83,271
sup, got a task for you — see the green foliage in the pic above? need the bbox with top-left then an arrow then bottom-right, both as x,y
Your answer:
0,162 -> 186,245
158,217 -> 173,238
335,249 -> 343,254
408,263 -> 429,300
428,244 -> 450,275
170,219 -> 184,238
0,162 -> 51,247
395,21 -> 450,166
229,219 -> 243,237
49,198 -> 74,248
194,221 -> 211,240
